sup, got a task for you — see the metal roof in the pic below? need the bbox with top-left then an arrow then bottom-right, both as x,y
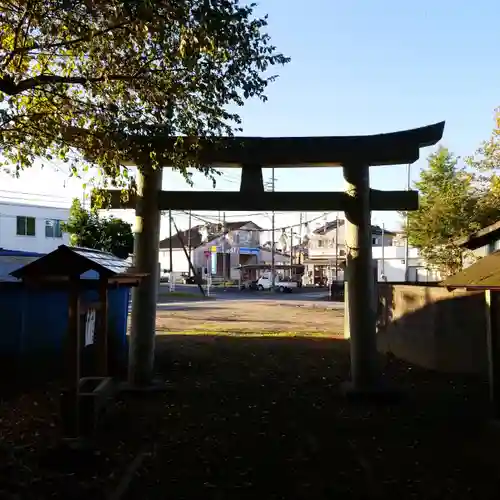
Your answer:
10,245 -> 138,281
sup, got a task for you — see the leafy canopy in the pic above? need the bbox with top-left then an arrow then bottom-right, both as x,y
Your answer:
407,133 -> 500,275
406,147 -> 478,275
62,198 -> 134,258
0,0 -> 289,188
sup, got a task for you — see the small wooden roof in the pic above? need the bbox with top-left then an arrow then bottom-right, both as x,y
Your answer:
10,245 -> 146,285
441,251 -> 500,291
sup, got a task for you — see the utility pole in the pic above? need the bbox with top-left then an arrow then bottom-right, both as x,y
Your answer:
271,168 -> 276,291
290,227 -> 293,270
381,223 -> 386,279
222,211 -> 227,287
187,210 -> 192,276
298,212 -> 303,264
335,213 -> 339,281
168,209 -> 173,273
404,163 -> 411,281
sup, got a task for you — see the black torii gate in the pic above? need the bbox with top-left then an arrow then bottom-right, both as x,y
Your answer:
91,121 -> 445,393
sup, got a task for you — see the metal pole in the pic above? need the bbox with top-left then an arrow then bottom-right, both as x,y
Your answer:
168,209 -> 173,273
298,212 -> 303,264
222,212 -> 226,288
290,227 -> 293,275
404,163 -> 411,281
335,213 -> 339,281
381,223 -> 385,279
187,210 -> 192,276
271,169 -> 275,292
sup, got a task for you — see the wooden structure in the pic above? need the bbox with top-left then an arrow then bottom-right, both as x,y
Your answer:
81,121 -> 444,393
442,251 -> 500,418
11,245 -> 145,437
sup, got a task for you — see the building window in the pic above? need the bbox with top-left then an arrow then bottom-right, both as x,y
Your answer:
16,216 -> 36,236
318,240 -> 324,247
45,219 -> 63,238
372,237 -> 379,245
339,249 -> 346,256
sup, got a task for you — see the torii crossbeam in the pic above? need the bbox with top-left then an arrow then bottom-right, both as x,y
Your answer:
88,121 -> 445,394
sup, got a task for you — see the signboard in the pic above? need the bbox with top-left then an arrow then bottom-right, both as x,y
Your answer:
239,247 -> 260,256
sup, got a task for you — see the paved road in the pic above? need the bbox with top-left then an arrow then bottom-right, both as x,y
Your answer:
156,283 -> 344,311
160,283 -> 329,301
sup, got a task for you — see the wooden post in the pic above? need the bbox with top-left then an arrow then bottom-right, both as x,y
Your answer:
343,163 -> 379,391
129,164 -> 163,386
485,289 -> 500,418
65,278 -> 81,437
97,279 -> 109,376
67,280 -> 81,392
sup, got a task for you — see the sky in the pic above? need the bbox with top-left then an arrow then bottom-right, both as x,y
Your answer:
1,0 -> 499,242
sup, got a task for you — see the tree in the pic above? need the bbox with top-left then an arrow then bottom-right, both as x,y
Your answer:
0,1 -> 289,188
466,107 -> 500,224
63,198 -> 134,258
405,147 -> 479,275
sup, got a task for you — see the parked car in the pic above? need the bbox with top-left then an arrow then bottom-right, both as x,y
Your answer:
257,273 -> 297,293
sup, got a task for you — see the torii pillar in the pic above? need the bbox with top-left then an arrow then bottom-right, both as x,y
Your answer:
343,163 -> 378,391
128,165 -> 163,386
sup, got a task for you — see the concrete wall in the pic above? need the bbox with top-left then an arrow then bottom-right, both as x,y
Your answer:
0,201 -> 70,253
377,284 -> 489,374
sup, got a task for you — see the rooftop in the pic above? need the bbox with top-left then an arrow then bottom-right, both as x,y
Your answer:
67,121 -> 445,167
441,250 -> 500,290
454,220 -> 500,250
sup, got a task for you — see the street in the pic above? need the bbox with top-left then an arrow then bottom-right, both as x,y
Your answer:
159,283 -> 333,303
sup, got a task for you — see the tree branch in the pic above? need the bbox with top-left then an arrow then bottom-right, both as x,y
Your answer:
0,73 -> 146,95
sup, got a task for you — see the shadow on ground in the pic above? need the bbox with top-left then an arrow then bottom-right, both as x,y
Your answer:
121,335 -> 498,499
1,335 -> 499,499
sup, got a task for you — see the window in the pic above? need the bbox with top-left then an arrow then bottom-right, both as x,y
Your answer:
45,219 -> 63,238
318,240 -> 324,247
372,237 -> 379,245
16,216 -> 36,236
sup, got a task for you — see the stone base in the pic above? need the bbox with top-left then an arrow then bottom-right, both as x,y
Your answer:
340,380 -> 404,404
118,378 -> 172,394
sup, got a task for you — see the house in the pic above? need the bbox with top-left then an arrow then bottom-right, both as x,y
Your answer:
455,220 -> 500,268
0,200 -> 70,254
304,219 -> 396,284
159,220 -> 289,280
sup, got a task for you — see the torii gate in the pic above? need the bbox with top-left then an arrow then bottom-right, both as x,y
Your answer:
95,121 -> 445,393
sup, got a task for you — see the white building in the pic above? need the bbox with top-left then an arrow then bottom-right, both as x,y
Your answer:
0,201 -> 70,254
372,246 -> 440,282
159,220 -> 289,281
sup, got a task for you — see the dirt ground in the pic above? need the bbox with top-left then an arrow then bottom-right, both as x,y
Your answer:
155,300 -> 344,336
1,335 -> 500,498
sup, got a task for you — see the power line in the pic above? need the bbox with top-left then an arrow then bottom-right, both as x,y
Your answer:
173,210 -> 331,233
